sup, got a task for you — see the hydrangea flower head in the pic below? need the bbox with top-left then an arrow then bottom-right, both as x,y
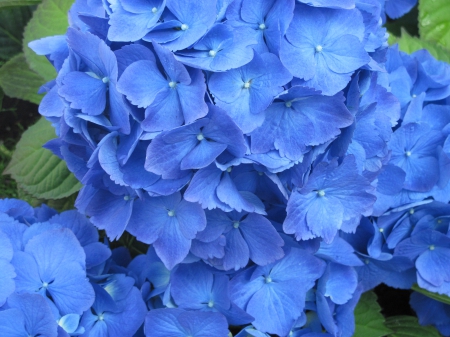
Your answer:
280,3 -> 370,95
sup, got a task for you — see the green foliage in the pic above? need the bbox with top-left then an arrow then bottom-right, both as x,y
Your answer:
385,316 -> 442,337
419,0 -> 450,50
4,117 -> 82,199
391,29 -> 450,63
354,291 -> 393,337
0,142 -> 18,198
22,0 -> 74,81
0,53 -> 44,104
412,284 -> 450,306
0,0 -> 41,8
0,6 -> 33,61
16,186 -> 78,210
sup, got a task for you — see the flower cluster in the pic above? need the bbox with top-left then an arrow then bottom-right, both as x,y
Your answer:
0,198 -> 146,336
15,0 -> 450,335
33,0 -> 397,269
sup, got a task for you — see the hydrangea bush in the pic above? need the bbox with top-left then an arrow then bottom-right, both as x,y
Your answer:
2,0 -> 450,336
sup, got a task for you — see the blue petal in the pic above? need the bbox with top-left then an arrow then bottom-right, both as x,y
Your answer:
100,287 -> 147,337
145,125 -> 199,179
184,165 -> 232,211
49,210 -> 98,246
117,60 -> 168,108
223,228 -> 250,270
144,308 -> 185,336
319,262 -> 358,305
5,293 -> 57,337
315,237 -> 364,267
177,310 -> 230,337
217,172 -> 265,214
385,0 -> 417,19
297,0 -> 354,8
59,72 -> 107,115
108,0 -> 165,41
153,0 -> 216,51
239,213 -> 284,266
66,28 -> 117,79
171,262 -> 213,307
115,44 -> 155,78
25,229 -> 94,315
83,188 -> 134,240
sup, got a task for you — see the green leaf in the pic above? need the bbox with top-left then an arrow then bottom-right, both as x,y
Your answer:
412,284 -> 450,306
354,291 -> 393,337
16,186 -> 77,211
4,117 -> 82,199
385,316 -> 442,337
419,0 -> 450,50
22,0 -> 74,81
390,29 -> 450,64
0,53 -> 44,104
0,6 -> 33,61
0,0 -> 41,8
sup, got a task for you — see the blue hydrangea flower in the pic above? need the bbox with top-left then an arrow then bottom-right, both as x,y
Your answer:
125,192 -> 206,269
143,0 -> 217,51
58,28 -> 131,133
284,155 -> 376,243
12,228 -> 95,315
174,24 -> 257,71
209,52 -> 292,133
280,3 -> 370,95
230,248 -> 325,336
341,217 -> 416,291
395,229 -> 450,291
200,209 -> 284,270
225,0 -> 295,54
80,279 -> 147,336
108,0 -> 167,41
145,104 -> 247,179
144,308 -> 229,337
388,123 -> 443,192
250,86 -> 353,161
117,43 -> 208,132
170,262 -> 254,325
184,163 -> 266,214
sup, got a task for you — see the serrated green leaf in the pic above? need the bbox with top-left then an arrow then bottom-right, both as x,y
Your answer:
4,117 -> 82,199
354,291 -> 393,337
419,0 -> 450,50
0,0 -> 41,9
390,29 -> 450,64
22,0 -> 74,81
0,53 -> 44,104
412,284 -> 450,306
385,316 -> 442,337
0,6 -> 33,61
